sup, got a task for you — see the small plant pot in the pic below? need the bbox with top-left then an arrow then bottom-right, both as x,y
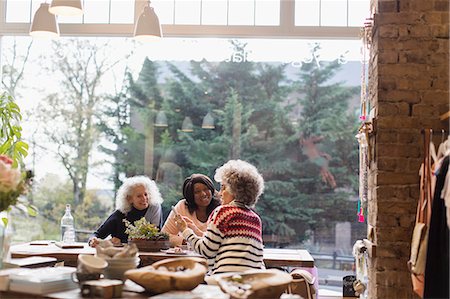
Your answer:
129,239 -> 171,252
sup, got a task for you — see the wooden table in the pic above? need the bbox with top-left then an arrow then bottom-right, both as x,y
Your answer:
1,282 -> 229,299
10,242 -> 314,268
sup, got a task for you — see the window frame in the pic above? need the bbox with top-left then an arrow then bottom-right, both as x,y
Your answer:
0,0 -> 360,39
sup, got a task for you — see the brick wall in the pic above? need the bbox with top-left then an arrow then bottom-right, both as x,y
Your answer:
369,0 -> 449,298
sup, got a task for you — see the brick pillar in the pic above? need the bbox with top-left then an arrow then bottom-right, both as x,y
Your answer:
369,0 -> 449,298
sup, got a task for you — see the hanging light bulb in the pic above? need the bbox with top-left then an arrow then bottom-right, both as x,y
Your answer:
134,2 -> 162,41
202,112 -> 215,129
181,117 -> 194,132
49,0 -> 83,16
155,111 -> 168,127
29,3 -> 60,38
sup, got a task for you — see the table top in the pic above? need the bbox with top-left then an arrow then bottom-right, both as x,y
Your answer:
11,241 -> 314,268
1,282 -> 229,299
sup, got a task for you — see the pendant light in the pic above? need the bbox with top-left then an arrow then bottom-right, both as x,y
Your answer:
202,112 -> 215,129
29,3 -> 60,38
155,111 -> 168,127
181,117 -> 194,132
134,2 -> 162,41
49,0 -> 83,16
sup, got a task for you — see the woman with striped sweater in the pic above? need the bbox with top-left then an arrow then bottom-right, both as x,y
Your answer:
175,159 -> 265,275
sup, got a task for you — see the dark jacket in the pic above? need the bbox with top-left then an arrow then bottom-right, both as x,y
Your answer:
93,205 -> 163,243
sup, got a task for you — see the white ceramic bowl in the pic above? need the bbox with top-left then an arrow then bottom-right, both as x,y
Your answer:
104,257 -> 140,281
78,254 -> 108,273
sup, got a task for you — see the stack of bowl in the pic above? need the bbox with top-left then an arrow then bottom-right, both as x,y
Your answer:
104,257 -> 140,281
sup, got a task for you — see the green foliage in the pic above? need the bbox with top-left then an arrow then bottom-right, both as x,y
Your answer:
124,217 -> 169,240
104,42 -> 360,243
0,91 -> 28,167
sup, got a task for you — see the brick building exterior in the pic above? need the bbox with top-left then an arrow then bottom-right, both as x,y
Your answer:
368,0 -> 449,298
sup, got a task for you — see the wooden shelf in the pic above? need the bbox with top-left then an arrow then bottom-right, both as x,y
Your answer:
440,110 -> 450,121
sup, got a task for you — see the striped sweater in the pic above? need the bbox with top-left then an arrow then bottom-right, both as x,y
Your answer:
182,201 -> 265,275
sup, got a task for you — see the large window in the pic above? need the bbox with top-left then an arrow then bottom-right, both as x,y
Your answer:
1,0 -> 370,294
2,36 -> 365,292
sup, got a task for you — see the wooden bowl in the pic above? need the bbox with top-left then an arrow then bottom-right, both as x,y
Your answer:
214,269 -> 293,299
124,257 -> 207,294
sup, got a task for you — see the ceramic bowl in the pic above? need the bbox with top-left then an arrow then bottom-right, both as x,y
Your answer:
104,256 -> 140,281
124,257 -> 207,294
214,269 -> 293,299
78,254 -> 108,273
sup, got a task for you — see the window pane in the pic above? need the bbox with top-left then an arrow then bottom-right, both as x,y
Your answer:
57,14 -> 83,24
110,0 -> 134,24
2,36 -> 364,293
153,0 -> 175,24
83,0 -> 110,23
255,0 -> 279,26
229,0 -> 254,25
295,0 -> 320,26
201,0 -> 228,25
321,0 -> 347,26
6,0 -> 31,23
348,0 -> 369,27
174,0 -> 201,25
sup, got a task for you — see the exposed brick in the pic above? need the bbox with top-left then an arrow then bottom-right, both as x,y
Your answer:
379,76 -> 397,90
424,12 -> 447,24
375,171 -> 419,185
376,116 -> 420,129
379,1 -> 397,13
422,91 -> 450,104
377,102 -> 409,116
379,25 -> 399,38
376,12 -> 423,25
374,255 -> 409,270
375,270 -> 414,287
401,51 -> 428,64
409,25 -> 431,37
435,1 -> 449,11
378,64 -> 423,80
377,157 -> 410,172
376,213 -> 415,228
397,130 -> 420,143
376,242 -> 411,259
377,143 -> 421,159
378,89 -> 420,103
412,104 -> 442,117
378,50 -> 399,63
431,25 -> 450,38
410,1 -> 435,12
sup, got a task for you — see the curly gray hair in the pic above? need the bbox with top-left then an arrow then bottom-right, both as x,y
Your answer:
115,176 -> 163,213
214,159 -> 264,207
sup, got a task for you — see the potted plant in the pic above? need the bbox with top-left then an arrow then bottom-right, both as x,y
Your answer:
123,217 -> 170,252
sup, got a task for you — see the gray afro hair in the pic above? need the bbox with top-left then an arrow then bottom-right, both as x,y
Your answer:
115,175 -> 163,213
214,159 -> 264,207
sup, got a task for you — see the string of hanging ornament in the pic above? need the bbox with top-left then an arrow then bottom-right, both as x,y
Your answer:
355,18 -> 373,223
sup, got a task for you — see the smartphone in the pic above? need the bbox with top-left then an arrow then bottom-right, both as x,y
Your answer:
171,205 -> 178,216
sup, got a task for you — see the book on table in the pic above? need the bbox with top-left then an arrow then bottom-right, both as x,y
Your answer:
8,266 -> 77,295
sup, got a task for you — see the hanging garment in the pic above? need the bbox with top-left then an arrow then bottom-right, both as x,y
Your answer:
424,156 -> 449,299
408,129 -> 434,298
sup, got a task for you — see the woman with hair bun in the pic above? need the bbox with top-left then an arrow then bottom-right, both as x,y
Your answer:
162,173 -> 221,246
175,160 -> 265,275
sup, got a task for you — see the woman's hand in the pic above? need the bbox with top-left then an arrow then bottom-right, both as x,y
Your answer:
88,237 -> 100,248
111,237 -> 121,246
174,214 -> 187,232
183,217 -> 203,236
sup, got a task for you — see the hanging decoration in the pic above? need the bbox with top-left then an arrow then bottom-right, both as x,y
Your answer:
355,20 -> 373,223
